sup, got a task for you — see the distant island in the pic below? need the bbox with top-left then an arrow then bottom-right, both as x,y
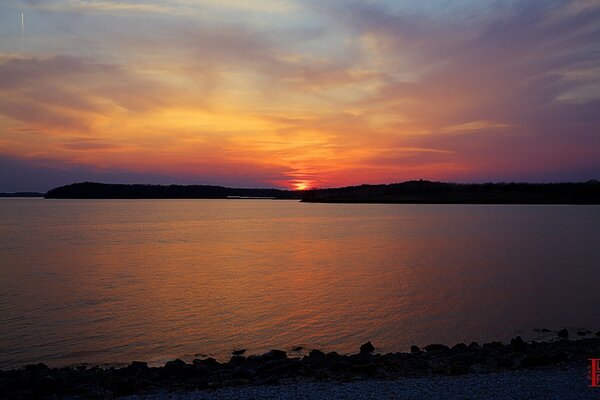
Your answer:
45,182 -> 300,199
42,180 -> 600,204
301,180 -> 600,204
0,192 -> 44,198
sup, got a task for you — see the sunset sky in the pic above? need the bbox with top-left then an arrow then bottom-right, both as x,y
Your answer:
0,0 -> 599,191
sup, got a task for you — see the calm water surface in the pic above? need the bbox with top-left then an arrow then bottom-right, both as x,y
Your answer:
1,199 -> 599,369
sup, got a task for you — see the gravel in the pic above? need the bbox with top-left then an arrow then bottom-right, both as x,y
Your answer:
124,365 -> 598,400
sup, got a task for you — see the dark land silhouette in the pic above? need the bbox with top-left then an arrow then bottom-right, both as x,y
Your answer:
0,192 -> 44,197
301,180 -> 600,204
43,180 -> 600,204
45,182 -> 300,199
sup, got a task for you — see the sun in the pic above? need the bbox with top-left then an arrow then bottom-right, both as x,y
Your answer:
292,180 -> 312,191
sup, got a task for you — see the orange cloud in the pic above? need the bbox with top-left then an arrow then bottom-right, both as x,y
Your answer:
1,0 -> 599,191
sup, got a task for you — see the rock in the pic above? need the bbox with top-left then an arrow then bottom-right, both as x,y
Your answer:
232,366 -> 253,379
258,359 -> 298,376
410,345 -> 421,353
557,329 -> 569,339
308,349 -> 326,359
24,363 -> 49,372
193,357 -> 220,368
248,350 -> 287,365
360,341 -> 375,354
470,364 -> 485,373
253,375 -> 279,386
31,375 -> 58,396
262,349 -> 287,361
497,356 -> 514,368
129,361 -> 148,371
230,355 -> 246,366
424,344 -> 449,352
510,336 -> 526,351
232,349 -> 246,356
468,342 -> 480,350
329,358 -> 350,372
292,346 -> 304,352
521,352 -> 567,368
451,343 -> 468,351
304,349 -> 327,367
448,363 -> 469,375
482,341 -> 503,350
164,359 -> 187,370
191,364 -> 210,378
429,361 -> 446,374
349,362 -> 376,375
113,377 -> 138,396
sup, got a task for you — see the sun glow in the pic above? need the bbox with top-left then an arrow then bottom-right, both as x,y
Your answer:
292,181 -> 313,191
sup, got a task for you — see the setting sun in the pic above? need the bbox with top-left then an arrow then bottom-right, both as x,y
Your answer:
292,181 -> 311,191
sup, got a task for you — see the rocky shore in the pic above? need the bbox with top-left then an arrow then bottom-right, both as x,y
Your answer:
2,331 -> 599,399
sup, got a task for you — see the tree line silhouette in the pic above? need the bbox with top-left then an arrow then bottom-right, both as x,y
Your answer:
43,180 -> 600,204
300,180 -> 600,204
45,182 -> 300,199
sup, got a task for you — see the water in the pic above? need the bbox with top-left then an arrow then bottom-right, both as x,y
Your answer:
1,199 -> 599,369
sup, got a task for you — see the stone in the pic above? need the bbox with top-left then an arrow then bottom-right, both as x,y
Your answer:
410,345 -> 421,353
31,375 -> 58,396
113,377 -> 138,396
497,356 -> 514,368
129,361 -> 148,371
482,341 -> 503,350
557,329 -> 569,339
510,336 -> 526,351
232,349 -> 246,356
262,349 -> 287,361
451,343 -> 468,351
164,359 -> 187,370
360,341 -> 375,354
521,351 -> 567,368
193,357 -> 220,368
230,355 -> 246,366
424,344 -> 449,352
448,363 -> 469,375
24,363 -> 49,372
308,349 -> 326,359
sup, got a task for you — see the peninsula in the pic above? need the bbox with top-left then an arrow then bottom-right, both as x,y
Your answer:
301,180 -> 600,204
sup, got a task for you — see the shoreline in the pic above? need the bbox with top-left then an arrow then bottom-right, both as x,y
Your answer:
2,333 -> 599,399
123,366 -> 595,400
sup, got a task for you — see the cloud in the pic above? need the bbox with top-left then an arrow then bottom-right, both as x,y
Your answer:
24,0 -> 176,15
60,138 -> 119,150
0,152 -> 295,192
0,54 -> 177,133
304,0 -> 600,178
1,0 -> 599,188
440,121 -> 511,135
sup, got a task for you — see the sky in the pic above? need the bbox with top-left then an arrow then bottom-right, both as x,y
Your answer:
0,0 -> 599,192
